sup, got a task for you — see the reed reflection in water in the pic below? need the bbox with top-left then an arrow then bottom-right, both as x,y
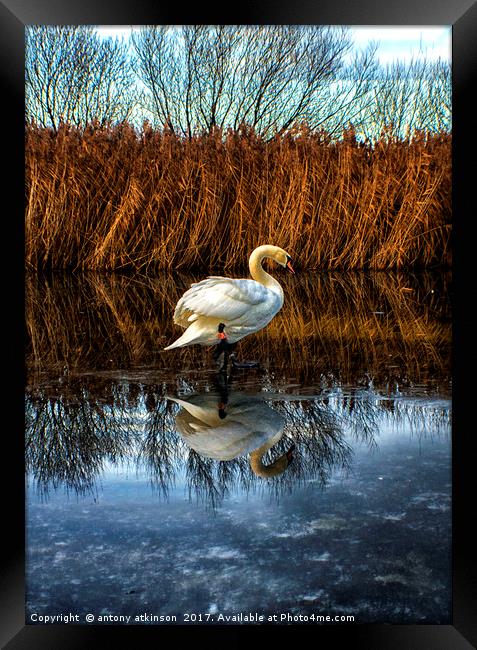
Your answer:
26,270 -> 451,388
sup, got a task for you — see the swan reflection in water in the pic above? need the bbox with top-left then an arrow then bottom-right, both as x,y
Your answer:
167,390 -> 295,479
28,371 -> 408,504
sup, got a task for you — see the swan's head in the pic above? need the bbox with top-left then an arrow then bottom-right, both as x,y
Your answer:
254,245 -> 295,274
277,249 -> 295,274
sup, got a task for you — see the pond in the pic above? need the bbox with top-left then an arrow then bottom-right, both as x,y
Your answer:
25,270 -> 451,625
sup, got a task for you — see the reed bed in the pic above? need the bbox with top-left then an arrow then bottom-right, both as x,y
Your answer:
25,123 -> 451,271
26,270 -> 451,389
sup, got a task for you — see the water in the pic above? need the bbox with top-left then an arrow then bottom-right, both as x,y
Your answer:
25,271 -> 451,625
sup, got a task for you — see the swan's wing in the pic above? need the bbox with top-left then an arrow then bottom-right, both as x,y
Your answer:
173,277 -> 270,327
182,425 -> 274,460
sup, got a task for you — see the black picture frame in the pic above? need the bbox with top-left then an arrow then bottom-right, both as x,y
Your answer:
3,0 -> 475,647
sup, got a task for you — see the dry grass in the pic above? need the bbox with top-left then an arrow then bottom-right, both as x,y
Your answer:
25,123 -> 451,271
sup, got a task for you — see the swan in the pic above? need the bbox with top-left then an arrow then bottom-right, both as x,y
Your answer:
164,245 -> 295,360
167,392 -> 295,478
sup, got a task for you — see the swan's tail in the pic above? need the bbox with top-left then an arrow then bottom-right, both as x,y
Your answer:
165,395 -> 214,422
164,336 -> 187,351
164,320 -> 217,350
164,333 -> 194,350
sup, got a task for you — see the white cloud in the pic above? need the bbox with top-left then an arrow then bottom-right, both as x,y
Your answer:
94,25 -> 452,64
94,26 -> 138,40
349,26 -> 451,64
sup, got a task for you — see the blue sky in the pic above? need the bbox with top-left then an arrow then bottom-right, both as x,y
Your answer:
95,26 -> 451,64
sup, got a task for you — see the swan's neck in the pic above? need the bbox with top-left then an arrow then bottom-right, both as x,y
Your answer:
249,430 -> 288,478
249,246 -> 283,296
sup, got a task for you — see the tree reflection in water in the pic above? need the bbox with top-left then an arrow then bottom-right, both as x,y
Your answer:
25,384 -> 139,496
25,371 -> 450,508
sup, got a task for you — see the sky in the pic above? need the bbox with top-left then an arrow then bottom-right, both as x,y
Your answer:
349,26 -> 451,63
95,25 -> 451,64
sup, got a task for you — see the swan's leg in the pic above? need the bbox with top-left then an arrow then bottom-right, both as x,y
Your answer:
221,345 -> 231,372
230,355 -> 260,369
229,344 -> 260,369
212,343 -> 260,371
212,324 -> 260,371
214,369 -> 230,416
212,339 -> 232,372
212,340 -> 227,362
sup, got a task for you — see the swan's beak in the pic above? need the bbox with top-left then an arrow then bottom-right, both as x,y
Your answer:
286,257 -> 295,274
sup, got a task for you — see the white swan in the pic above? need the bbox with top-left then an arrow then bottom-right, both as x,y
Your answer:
164,245 -> 295,350
167,392 -> 295,478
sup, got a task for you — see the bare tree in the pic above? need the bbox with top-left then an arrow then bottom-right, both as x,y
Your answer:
25,25 -> 451,140
363,56 -> 452,140
131,25 -> 379,139
304,40 -> 380,137
26,25 -> 137,130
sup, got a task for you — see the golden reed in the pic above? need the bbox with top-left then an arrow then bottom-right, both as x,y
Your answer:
25,123 -> 451,271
